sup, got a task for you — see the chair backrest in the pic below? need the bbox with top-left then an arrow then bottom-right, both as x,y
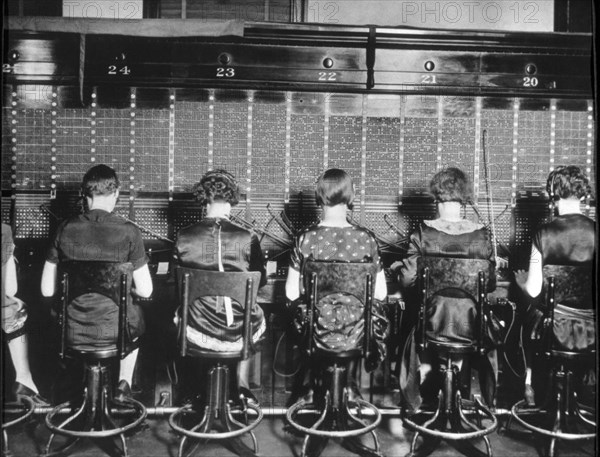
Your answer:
60,261 -> 133,359
175,267 -> 261,359
543,264 -> 594,309
417,257 -> 493,353
543,264 -> 595,356
301,259 -> 378,357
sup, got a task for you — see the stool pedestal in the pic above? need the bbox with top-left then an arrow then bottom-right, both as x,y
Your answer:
511,364 -> 596,457
169,362 -> 263,457
403,357 -> 498,457
286,361 -> 383,457
43,360 -> 147,457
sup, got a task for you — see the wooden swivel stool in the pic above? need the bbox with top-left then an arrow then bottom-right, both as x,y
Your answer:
286,261 -> 383,457
43,262 -> 147,457
510,264 -> 596,457
403,257 -> 498,457
168,269 -> 264,457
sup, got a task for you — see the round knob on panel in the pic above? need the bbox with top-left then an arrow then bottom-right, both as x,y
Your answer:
525,64 -> 537,75
218,53 -> 231,65
9,50 -> 20,62
424,61 -> 435,71
323,58 -> 334,69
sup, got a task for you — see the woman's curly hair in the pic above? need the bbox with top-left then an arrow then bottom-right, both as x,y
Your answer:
546,166 -> 592,200
81,164 -> 120,198
429,167 -> 470,204
192,169 -> 240,207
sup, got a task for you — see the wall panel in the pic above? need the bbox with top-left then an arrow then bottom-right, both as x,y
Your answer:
2,86 -> 595,266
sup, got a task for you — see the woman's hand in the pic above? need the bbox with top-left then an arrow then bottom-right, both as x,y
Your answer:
514,269 -> 528,290
495,256 -> 509,269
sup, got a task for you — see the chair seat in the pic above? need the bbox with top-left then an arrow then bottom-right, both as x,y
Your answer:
66,347 -> 120,361
313,348 -> 362,360
184,339 -> 264,360
427,340 -> 477,355
549,348 -> 596,361
66,340 -> 140,361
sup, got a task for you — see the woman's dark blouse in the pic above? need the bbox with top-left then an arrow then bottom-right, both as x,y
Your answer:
398,219 -> 495,343
399,219 -> 494,289
533,213 -> 595,266
45,209 -> 148,349
397,219 -> 497,410
174,217 -> 266,348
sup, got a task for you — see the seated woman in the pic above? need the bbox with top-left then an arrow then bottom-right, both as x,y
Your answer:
2,223 -> 48,405
394,167 -> 499,412
173,169 -> 266,404
41,165 -> 153,403
285,168 -> 389,399
514,165 -> 595,405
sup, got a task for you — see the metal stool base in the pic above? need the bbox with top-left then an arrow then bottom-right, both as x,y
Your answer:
43,362 -> 147,457
403,365 -> 498,457
510,367 -> 596,457
2,396 -> 35,457
286,362 -> 383,457
168,363 -> 263,457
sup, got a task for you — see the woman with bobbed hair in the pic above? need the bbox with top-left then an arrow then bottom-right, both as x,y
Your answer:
173,169 -> 266,404
285,168 -> 389,399
515,165 -> 595,405
394,167 -> 499,412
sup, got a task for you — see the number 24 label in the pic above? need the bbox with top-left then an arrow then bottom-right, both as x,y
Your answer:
108,65 -> 131,75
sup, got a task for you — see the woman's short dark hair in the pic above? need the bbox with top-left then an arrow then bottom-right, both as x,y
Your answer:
315,168 -> 355,208
546,166 -> 591,200
429,167 -> 470,204
192,169 -> 240,207
81,164 -> 120,198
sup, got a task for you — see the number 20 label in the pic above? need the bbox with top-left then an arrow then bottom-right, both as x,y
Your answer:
523,76 -> 538,87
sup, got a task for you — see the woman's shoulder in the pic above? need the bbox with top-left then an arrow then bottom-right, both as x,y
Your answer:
539,213 -> 595,238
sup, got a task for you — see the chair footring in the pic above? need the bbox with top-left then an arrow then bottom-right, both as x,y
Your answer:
287,391 -> 383,457
168,402 -> 264,440
404,392 -> 498,442
2,397 -> 35,430
2,397 -> 35,457
43,388 -> 147,457
45,396 -> 147,438
286,396 -> 383,439
511,399 -> 596,440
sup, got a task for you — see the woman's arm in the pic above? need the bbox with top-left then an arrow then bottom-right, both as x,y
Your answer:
5,255 -> 18,297
248,233 -> 267,287
285,267 -> 300,302
395,228 -> 422,289
41,261 -> 57,297
132,264 -> 153,298
374,269 -> 388,301
515,245 -> 543,298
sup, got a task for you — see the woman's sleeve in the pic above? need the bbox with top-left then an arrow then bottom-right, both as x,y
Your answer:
1,224 -> 14,266
370,235 -> 383,271
289,232 -> 304,271
397,227 -> 422,289
248,232 -> 267,287
129,226 -> 149,270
